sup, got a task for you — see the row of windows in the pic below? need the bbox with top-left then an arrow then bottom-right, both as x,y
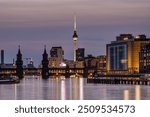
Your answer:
49,70 -> 84,73
0,71 -> 16,74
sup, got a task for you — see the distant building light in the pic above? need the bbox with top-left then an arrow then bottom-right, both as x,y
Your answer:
60,62 -> 66,67
120,59 -> 127,64
135,35 -> 140,39
124,37 -> 128,40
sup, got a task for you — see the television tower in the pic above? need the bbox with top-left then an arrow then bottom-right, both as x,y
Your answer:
73,15 -> 78,62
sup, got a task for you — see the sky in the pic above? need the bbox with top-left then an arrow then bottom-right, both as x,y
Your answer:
0,0 -> 150,66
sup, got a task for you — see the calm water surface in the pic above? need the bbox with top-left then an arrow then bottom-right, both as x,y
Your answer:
0,76 -> 150,100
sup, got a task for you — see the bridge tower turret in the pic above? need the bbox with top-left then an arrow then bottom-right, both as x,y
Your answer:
16,46 -> 23,79
42,46 -> 49,79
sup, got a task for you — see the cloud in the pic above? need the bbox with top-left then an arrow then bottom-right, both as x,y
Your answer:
1,0 -> 150,34
0,0 -> 150,27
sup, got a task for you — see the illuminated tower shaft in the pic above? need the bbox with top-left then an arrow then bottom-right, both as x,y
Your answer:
73,16 -> 78,62
74,39 -> 77,62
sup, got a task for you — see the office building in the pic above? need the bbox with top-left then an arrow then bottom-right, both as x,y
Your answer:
76,48 -> 85,61
50,47 -> 64,59
97,55 -> 106,74
49,46 -> 64,68
107,34 -> 150,74
139,44 -> 150,73
84,55 -> 97,68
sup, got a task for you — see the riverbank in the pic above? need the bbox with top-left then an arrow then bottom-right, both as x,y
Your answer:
87,77 -> 150,85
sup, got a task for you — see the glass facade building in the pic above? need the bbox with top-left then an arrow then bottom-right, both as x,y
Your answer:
76,48 -> 85,61
108,44 -> 127,70
107,34 -> 150,74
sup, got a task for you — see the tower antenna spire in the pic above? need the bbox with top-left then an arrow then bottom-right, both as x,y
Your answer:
74,15 -> 77,31
73,15 -> 78,62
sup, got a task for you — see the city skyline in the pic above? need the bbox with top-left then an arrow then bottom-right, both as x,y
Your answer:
0,0 -> 150,66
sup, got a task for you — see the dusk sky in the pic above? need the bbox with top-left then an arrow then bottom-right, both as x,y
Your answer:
0,0 -> 150,66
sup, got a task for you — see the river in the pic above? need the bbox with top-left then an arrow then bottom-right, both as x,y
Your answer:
0,76 -> 150,100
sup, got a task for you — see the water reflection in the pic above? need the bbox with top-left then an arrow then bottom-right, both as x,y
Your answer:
51,78 -> 60,100
79,78 -> 84,100
135,85 -> 141,100
14,84 -> 17,100
42,79 -> 49,100
124,90 -> 129,100
123,85 -> 141,100
73,78 -> 79,100
0,77 -> 150,100
56,78 -> 60,100
61,79 -> 66,100
69,78 -> 72,99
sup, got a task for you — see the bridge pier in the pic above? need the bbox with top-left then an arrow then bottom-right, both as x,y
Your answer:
141,81 -> 144,85
138,81 -> 140,85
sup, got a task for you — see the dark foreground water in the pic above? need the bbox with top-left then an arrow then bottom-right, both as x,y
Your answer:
0,76 -> 150,100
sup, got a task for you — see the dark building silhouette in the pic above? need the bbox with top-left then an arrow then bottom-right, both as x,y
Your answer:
1,49 -> 4,64
16,46 -> 23,79
42,46 -> 49,79
84,55 -> 97,68
116,34 -> 133,41
139,44 -> 150,73
97,55 -> 106,74
84,55 -> 98,76
76,48 -> 85,61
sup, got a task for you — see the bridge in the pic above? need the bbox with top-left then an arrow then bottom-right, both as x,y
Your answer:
48,67 -> 86,78
0,67 -> 96,78
0,47 -> 96,79
0,68 -> 16,76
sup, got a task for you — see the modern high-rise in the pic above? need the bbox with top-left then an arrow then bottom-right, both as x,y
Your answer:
107,34 -> 150,74
50,46 -> 64,60
49,46 -> 64,68
73,15 -> 78,62
139,44 -> 150,73
76,48 -> 85,61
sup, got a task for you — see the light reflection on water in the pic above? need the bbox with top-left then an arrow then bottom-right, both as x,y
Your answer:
0,77 -> 150,100
135,85 -> 141,100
